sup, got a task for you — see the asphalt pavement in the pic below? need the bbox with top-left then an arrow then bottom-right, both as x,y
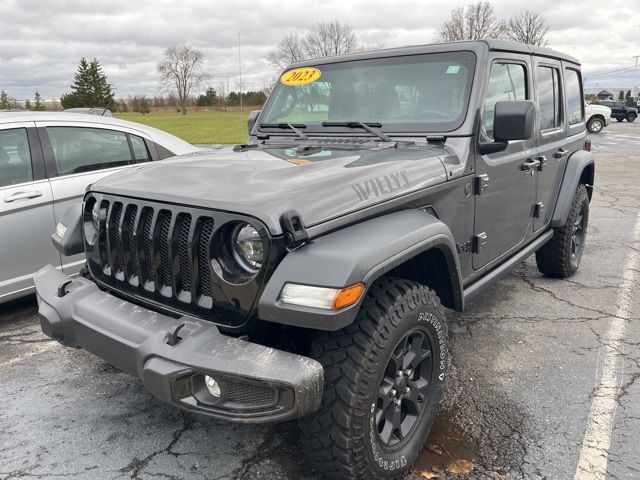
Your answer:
1,121 -> 639,480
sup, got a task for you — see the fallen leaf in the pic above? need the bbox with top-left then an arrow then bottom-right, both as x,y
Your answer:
426,443 -> 443,455
416,469 -> 439,479
446,459 -> 474,475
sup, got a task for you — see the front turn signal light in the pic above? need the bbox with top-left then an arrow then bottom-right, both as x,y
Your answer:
280,283 -> 365,310
332,283 -> 365,310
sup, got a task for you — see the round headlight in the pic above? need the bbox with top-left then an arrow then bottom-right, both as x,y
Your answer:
232,224 -> 264,273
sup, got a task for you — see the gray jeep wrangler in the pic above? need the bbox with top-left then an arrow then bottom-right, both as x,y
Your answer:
36,40 -> 594,479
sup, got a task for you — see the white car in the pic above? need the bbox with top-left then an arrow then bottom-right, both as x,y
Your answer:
585,102 -> 611,133
0,111 -> 201,303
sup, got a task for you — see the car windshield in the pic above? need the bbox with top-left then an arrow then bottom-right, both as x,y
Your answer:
260,51 -> 476,134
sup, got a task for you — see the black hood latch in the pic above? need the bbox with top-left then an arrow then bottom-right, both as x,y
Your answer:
281,210 -> 308,248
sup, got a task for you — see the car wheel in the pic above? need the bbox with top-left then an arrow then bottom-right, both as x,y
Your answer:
535,184 -> 589,278
299,277 -> 447,479
586,117 -> 603,133
627,113 -> 637,122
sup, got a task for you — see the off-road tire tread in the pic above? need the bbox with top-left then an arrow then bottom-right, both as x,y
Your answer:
535,184 -> 589,278
298,277 -> 446,480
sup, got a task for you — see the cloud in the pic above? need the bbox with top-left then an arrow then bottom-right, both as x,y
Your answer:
0,0 -> 638,100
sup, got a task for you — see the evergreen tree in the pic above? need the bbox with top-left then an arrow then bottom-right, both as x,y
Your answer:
33,91 -> 45,111
627,90 -> 632,99
25,100 -> 32,110
60,58 -> 115,109
618,90 -> 625,100
0,90 -> 12,109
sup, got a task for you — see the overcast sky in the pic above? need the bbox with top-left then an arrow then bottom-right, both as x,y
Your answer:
1,0 -> 639,101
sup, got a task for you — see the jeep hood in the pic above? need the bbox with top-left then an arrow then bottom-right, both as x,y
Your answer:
91,144 -> 450,235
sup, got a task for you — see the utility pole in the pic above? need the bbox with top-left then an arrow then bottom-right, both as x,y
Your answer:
633,55 -> 640,98
238,33 -> 243,113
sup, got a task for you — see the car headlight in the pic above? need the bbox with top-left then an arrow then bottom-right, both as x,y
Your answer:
232,223 -> 264,273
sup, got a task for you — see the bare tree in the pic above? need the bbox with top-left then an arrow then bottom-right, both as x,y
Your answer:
436,1 -> 505,41
158,45 -> 208,114
267,33 -> 306,70
303,20 -> 359,57
216,79 -> 229,111
506,10 -> 549,46
267,20 -> 359,70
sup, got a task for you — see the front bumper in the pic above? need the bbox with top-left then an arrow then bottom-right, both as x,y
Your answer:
34,265 -> 323,423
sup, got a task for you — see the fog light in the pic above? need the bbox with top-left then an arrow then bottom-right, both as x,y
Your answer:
204,375 -> 221,397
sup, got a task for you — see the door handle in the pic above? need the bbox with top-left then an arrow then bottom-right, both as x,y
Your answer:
554,148 -> 569,159
520,158 -> 541,172
4,190 -> 43,203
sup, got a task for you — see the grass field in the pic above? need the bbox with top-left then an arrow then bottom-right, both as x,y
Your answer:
116,110 -> 250,144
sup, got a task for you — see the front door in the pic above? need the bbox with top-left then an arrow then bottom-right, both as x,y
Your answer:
0,124 -> 58,301
473,56 -> 538,269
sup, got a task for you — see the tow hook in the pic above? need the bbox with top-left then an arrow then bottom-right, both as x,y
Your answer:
166,323 -> 186,346
57,280 -> 73,298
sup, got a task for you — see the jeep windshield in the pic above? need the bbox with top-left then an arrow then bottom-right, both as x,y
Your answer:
259,51 -> 476,135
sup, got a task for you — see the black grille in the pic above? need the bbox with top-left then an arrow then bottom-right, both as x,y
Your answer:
224,381 -> 277,407
140,207 -> 154,284
176,213 -> 192,292
197,217 -> 214,297
157,211 -> 173,288
84,193 -> 276,328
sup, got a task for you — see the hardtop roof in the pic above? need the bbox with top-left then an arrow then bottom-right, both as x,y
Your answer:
286,39 -> 580,68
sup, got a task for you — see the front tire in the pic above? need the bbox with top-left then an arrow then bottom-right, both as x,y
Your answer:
536,184 -> 589,278
586,116 -> 604,133
627,112 -> 637,122
299,278 -> 448,479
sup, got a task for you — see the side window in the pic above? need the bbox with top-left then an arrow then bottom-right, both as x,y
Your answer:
130,135 -> 151,162
483,63 -> 527,140
155,143 -> 176,160
0,128 -> 33,188
565,69 -> 584,125
537,66 -> 562,130
47,127 -> 133,176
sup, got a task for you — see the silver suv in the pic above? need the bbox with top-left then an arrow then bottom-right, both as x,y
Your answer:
0,111 -> 200,303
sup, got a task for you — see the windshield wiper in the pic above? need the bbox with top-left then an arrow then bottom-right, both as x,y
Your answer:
321,121 -> 392,142
259,123 -> 308,140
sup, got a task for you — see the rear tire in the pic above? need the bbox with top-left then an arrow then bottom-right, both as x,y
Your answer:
586,116 -> 604,133
299,278 -> 448,479
627,113 -> 637,122
536,184 -> 589,278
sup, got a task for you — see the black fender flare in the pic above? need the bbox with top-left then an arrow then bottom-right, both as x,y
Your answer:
258,209 -> 463,331
551,149 -> 594,228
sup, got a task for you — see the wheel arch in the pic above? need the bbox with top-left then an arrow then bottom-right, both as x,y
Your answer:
258,209 -> 464,331
551,150 -> 594,228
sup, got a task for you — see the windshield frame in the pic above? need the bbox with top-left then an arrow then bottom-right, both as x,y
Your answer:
258,50 -> 478,136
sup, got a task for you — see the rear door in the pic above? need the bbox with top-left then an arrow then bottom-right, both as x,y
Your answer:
36,122 -> 154,275
531,58 -> 572,232
473,54 -> 538,269
0,123 -> 58,301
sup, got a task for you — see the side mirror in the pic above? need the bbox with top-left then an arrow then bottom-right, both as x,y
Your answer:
479,100 -> 535,155
493,100 -> 535,142
51,204 -> 84,256
247,110 -> 261,135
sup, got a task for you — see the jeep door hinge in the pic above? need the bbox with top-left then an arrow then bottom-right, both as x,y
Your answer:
474,174 -> 489,195
473,232 -> 488,254
533,202 -> 544,219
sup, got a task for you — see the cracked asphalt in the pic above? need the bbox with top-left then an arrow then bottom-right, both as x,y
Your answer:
1,122 -> 639,480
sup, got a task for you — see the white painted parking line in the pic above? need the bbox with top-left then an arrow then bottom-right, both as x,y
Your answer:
574,211 -> 640,480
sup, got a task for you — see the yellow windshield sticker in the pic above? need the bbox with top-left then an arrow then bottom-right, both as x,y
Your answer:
280,67 -> 321,86
287,158 -> 312,166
